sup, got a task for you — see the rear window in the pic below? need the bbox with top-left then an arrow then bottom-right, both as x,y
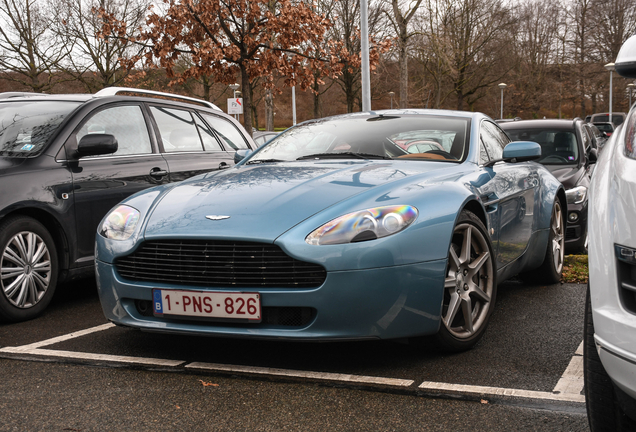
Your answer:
504,128 -> 580,165
0,101 -> 81,157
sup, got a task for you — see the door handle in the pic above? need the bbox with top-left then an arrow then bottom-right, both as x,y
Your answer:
219,162 -> 230,170
149,168 -> 168,178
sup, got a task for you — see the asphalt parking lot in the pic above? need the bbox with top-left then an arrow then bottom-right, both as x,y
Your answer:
0,278 -> 589,431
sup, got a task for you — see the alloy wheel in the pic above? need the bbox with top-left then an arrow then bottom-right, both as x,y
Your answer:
1,231 -> 52,308
551,201 -> 565,275
442,222 -> 495,339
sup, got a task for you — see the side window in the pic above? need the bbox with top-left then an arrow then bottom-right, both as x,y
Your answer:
201,113 -> 250,150
581,127 -> 591,150
77,105 -> 152,156
150,106 -> 203,152
480,121 -> 507,160
194,114 -> 223,151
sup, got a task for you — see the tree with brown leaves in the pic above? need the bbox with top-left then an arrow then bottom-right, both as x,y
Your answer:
100,0 -> 357,134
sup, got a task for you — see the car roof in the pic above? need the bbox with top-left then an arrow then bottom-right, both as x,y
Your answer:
0,87 -> 222,111
499,119 -> 577,130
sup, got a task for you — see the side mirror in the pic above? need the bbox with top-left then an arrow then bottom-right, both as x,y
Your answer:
77,134 -> 118,158
616,35 -> 636,78
502,141 -> 541,162
234,149 -> 252,164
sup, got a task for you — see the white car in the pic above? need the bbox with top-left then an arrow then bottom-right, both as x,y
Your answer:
585,35 -> 636,431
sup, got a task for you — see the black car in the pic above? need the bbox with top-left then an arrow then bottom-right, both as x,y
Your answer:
500,119 -> 596,254
0,87 -> 256,322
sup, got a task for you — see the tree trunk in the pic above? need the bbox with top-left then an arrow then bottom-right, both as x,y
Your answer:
398,33 -> 409,108
313,75 -> 320,119
240,66 -> 253,137
265,89 -> 274,131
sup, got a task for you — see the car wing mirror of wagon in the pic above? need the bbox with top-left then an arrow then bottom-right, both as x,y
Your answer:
234,149 -> 252,164
76,134 -> 118,158
615,35 -> 636,78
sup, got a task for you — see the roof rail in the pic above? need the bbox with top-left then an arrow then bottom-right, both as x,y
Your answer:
94,87 -> 221,111
0,92 -> 48,99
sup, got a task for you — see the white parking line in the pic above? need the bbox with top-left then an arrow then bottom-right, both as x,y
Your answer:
0,326 -> 587,402
0,323 -> 116,353
552,341 -> 585,396
0,346 -> 184,367
418,381 -> 585,403
186,362 -> 415,387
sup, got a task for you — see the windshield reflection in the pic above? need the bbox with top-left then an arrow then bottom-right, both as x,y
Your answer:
250,115 -> 470,163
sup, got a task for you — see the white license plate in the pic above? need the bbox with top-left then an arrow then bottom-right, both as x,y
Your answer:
152,289 -> 261,322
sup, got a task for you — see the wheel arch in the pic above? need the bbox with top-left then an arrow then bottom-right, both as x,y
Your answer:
0,208 -> 71,276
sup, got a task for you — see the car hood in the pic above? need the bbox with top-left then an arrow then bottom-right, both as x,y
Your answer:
144,161 -> 453,242
0,157 -> 26,177
543,164 -> 584,189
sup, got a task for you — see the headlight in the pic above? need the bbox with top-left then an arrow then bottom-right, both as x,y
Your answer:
99,205 -> 140,240
566,186 -> 587,204
305,205 -> 418,245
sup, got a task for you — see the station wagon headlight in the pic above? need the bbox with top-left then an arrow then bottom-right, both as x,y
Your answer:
100,205 -> 140,240
306,205 -> 418,245
566,186 -> 587,204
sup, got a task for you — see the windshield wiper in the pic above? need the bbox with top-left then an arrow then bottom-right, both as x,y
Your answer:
296,152 -> 391,161
245,159 -> 287,165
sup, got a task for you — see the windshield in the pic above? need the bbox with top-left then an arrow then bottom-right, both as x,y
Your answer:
248,115 -> 469,163
0,101 -> 81,157
504,128 -> 580,165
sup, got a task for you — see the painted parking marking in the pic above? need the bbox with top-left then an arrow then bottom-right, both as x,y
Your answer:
0,325 -> 586,402
418,381 -> 585,403
552,341 -> 584,396
186,362 -> 414,387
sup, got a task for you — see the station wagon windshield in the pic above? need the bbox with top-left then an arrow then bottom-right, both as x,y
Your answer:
0,101 -> 81,158
249,116 -> 469,163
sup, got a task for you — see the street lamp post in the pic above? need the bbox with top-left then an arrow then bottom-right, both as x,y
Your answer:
605,63 -> 615,123
229,83 -> 240,120
388,91 -> 395,109
629,83 -> 635,108
498,83 -> 507,119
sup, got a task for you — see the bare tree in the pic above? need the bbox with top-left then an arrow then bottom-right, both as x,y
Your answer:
0,0 -> 69,92
385,0 -> 423,108
53,0 -> 150,92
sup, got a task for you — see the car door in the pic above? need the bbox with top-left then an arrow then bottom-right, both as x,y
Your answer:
478,121 -> 540,268
64,103 -> 170,263
148,105 -> 235,182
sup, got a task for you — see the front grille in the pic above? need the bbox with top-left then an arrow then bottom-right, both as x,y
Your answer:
116,240 -> 326,288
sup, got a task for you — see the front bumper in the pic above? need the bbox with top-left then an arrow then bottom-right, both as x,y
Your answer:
96,259 -> 447,341
564,201 -> 588,252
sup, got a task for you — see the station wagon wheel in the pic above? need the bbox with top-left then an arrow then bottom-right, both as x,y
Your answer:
0,216 -> 58,322
436,210 -> 496,352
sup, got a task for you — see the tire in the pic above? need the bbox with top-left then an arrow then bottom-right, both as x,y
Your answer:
584,286 -> 636,431
434,210 -> 496,352
0,216 -> 58,322
531,199 -> 565,284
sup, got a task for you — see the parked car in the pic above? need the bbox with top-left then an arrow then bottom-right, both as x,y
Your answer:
593,121 -> 615,138
95,109 -> 565,352
500,118 -> 596,254
252,130 -> 279,147
584,122 -> 608,151
585,34 -> 636,431
0,87 -> 256,322
590,112 -> 626,127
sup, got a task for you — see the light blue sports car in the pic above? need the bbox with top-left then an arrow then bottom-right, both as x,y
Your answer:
95,109 -> 566,351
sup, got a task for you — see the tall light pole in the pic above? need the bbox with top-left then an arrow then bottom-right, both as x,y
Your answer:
229,83 -> 240,120
360,0 -> 371,111
389,91 -> 395,109
498,83 -> 507,119
629,83 -> 635,108
605,63 -> 615,123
